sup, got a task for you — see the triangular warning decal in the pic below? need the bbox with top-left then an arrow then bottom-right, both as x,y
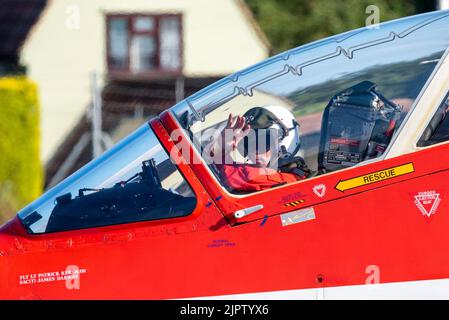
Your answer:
313,184 -> 326,198
413,191 -> 441,218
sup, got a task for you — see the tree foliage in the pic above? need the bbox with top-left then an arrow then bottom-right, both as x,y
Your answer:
245,0 -> 434,53
0,77 -> 42,223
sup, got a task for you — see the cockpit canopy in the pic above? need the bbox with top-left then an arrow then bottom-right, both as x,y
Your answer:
172,10 -> 449,193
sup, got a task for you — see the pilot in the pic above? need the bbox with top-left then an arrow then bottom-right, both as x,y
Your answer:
205,105 -> 310,192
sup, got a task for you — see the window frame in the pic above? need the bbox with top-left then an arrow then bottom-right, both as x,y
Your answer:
106,13 -> 183,78
415,91 -> 449,148
412,46 -> 449,151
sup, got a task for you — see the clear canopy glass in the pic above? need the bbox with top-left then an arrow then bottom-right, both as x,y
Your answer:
18,125 -> 196,234
172,11 -> 449,193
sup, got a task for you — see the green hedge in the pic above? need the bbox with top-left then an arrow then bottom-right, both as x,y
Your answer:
245,0 -> 421,54
0,77 -> 42,223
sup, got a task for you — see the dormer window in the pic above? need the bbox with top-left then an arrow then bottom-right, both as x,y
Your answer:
107,14 -> 182,75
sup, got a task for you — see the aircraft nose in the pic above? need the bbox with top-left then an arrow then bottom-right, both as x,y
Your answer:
0,234 -> 11,257
0,217 -> 25,254
0,240 -> 10,299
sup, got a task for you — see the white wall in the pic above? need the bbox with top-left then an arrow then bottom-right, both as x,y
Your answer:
20,0 -> 269,162
438,0 -> 449,10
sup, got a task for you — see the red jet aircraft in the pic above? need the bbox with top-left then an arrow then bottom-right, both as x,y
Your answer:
2,11 -> 449,299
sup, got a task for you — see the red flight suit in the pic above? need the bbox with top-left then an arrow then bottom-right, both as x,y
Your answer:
217,163 -> 301,192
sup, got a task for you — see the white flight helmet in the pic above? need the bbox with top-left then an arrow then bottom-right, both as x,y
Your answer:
242,105 -> 302,161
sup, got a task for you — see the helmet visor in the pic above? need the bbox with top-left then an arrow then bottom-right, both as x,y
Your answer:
240,128 -> 280,155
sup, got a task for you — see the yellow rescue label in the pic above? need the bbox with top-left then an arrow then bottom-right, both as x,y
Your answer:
335,163 -> 415,192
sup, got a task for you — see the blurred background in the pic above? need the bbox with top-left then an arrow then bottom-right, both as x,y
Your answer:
0,0 -> 447,223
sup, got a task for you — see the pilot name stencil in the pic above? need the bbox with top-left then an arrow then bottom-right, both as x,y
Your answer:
18,268 -> 87,286
207,239 -> 236,248
412,190 -> 442,218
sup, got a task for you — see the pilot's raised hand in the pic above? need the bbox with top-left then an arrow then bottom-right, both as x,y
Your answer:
204,113 -> 251,164
223,113 -> 251,151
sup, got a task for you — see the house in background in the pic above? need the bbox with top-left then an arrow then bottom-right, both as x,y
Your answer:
19,0 -> 270,187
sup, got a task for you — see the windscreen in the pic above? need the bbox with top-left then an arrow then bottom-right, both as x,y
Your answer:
18,124 -> 196,234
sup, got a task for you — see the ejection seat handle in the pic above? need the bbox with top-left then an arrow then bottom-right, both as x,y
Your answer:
234,205 -> 264,219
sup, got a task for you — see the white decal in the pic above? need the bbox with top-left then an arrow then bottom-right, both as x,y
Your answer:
313,184 -> 326,198
18,267 -> 87,286
413,191 -> 441,218
281,208 -> 315,227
